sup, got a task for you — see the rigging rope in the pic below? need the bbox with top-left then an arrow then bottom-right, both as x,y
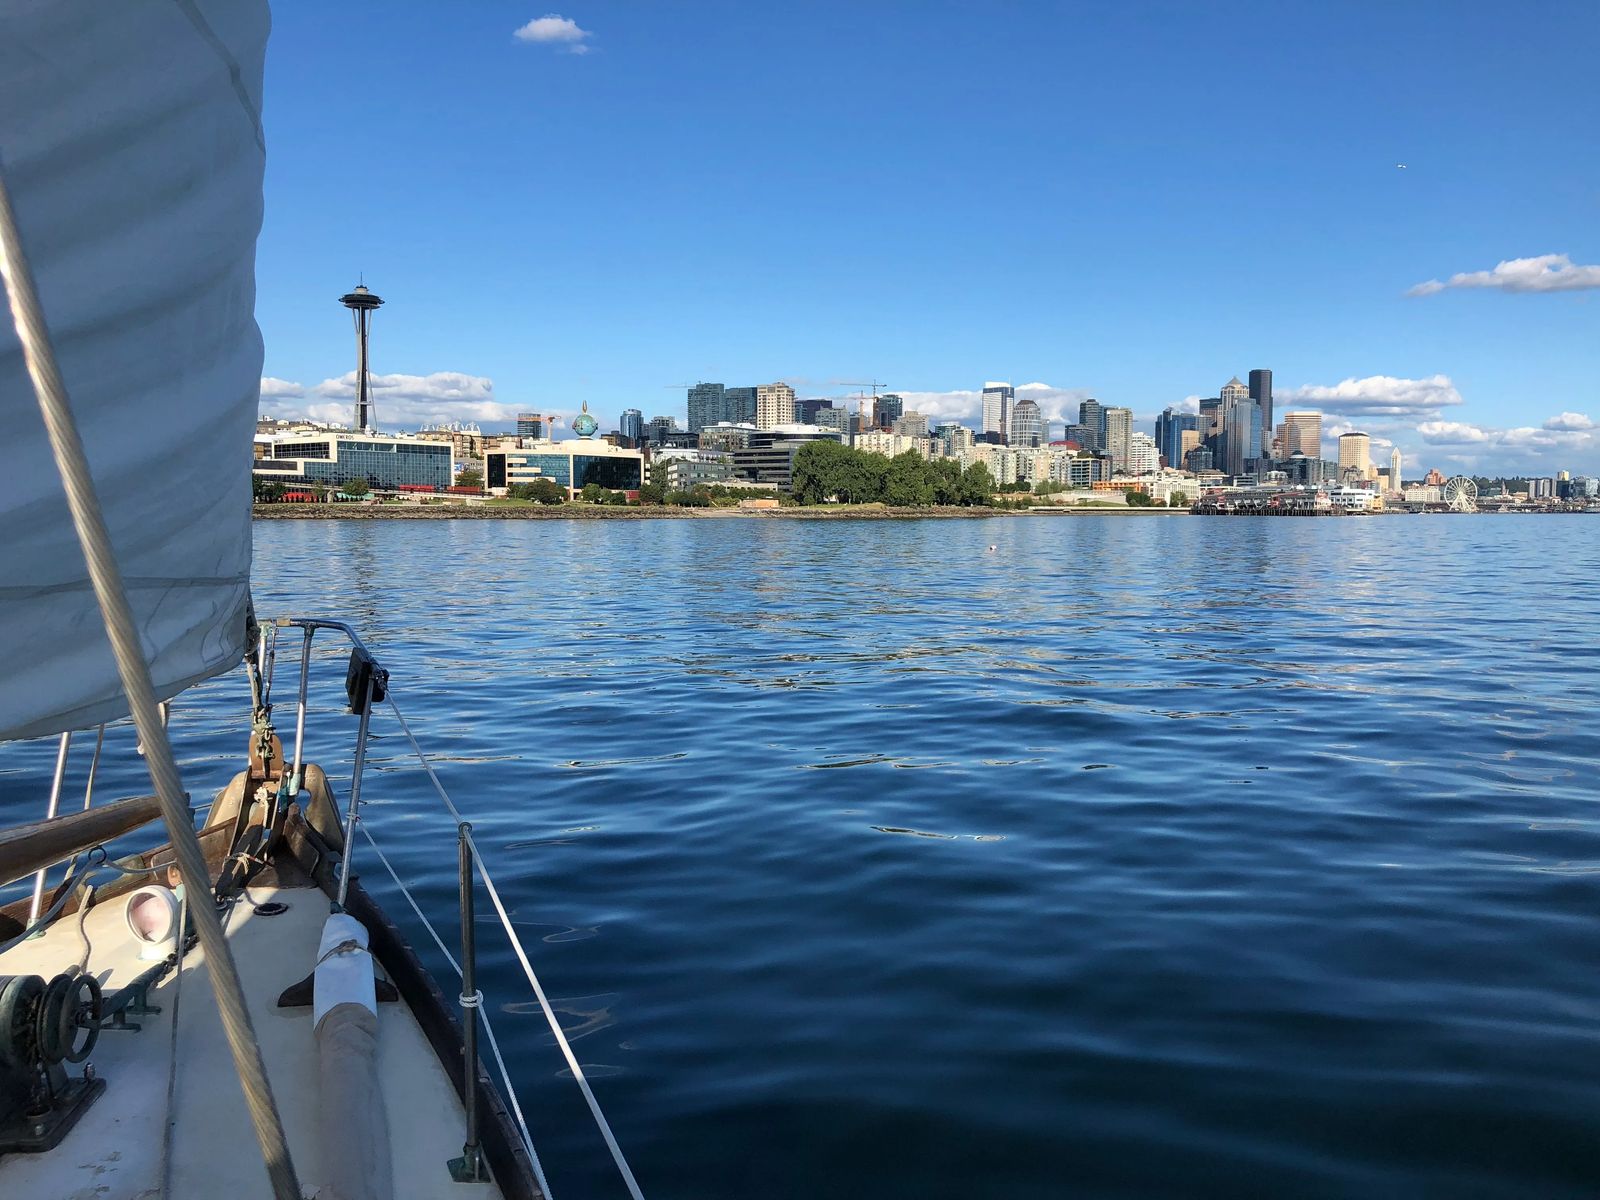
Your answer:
0,159 -> 301,1200
384,696 -> 646,1200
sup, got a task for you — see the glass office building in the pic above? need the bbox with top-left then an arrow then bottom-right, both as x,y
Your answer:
252,432 -> 453,490
485,438 -> 645,497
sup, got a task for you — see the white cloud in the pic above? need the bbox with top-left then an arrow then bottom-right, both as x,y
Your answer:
1543,411 -> 1596,431
260,370 -> 523,430
513,14 -> 593,52
1276,374 -> 1462,421
259,377 -> 305,398
1408,253 -> 1600,296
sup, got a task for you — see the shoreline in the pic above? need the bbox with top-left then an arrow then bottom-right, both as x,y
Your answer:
251,503 -> 1191,520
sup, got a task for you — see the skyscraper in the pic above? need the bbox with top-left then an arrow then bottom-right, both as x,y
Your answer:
756,382 -> 796,429
1338,432 -> 1372,480
620,408 -> 644,444
516,413 -> 546,439
686,383 -> 727,433
1127,431 -> 1159,475
1198,397 -> 1222,442
1219,386 -> 1261,476
982,383 -> 1015,443
724,386 -> 758,425
1010,397 -> 1044,447
795,397 -> 833,425
1281,411 -> 1322,459
1077,399 -> 1106,452
1155,407 -> 1199,468
1389,446 -> 1403,493
1248,369 -> 1273,458
1103,406 -> 1133,472
875,393 -> 905,430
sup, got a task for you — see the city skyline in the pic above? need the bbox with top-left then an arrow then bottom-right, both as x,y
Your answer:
254,6 -> 1600,472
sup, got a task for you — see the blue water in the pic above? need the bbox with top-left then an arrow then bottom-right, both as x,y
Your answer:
4,514 -> 1600,1198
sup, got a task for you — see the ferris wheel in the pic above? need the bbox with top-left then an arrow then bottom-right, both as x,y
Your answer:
1443,475 -> 1478,512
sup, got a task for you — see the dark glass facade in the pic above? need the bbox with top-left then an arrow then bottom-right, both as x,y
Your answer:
258,436 -> 452,489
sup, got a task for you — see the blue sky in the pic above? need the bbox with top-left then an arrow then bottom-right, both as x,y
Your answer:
256,2 -> 1600,473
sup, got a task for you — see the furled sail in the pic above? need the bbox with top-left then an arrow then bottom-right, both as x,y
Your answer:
0,2 -> 268,741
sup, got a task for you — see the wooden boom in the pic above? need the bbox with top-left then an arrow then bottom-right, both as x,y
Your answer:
0,795 -> 163,889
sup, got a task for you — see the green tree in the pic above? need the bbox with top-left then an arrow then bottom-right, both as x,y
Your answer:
791,440 -> 853,504
456,465 -> 484,489
883,451 -> 935,507
958,463 -> 995,506
579,482 -> 607,503
342,477 -> 370,497
1169,491 -> 1189,508
252,476 -> 285,502
927,458 -> 964,506
1124,488 -> 1154,507
638,461 -> 669,505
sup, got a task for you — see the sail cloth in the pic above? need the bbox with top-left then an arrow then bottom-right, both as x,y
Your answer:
0,1 -> 268,741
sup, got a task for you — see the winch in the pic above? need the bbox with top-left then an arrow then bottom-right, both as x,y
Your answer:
0,970 -> 104,1154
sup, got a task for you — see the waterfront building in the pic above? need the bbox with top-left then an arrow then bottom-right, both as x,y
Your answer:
936,423 -> 974,454
731,425 -> 841,489
982,383 -> 1015,444
484,419 -> 645,498
1103,406 -> 1133,472
893,411 -> 930,439
516,413 -> 548,439
1248,369 -> 1273,458
1281,411 -> 1322,459
1338,431 -> 1373,480
1388,447 -> 1403,493
756,382 -> 797,430
253,429 -> 453,491
1126,431 -> 1159,475
686,383 -> 727,433
1010,397 -> 1044,448
658,450 -> 734,491
1077,399 -> 1106,452
1327,484 -> 1377,512
619,408 -> 644,445
699,421 -> 758,452
1155,407 -> 1199,468
875,393 -> 905,430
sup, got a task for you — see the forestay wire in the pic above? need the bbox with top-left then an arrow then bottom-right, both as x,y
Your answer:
383,696 -> 647,1200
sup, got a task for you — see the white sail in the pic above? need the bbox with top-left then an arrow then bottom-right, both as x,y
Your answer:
0,2 -> 268,741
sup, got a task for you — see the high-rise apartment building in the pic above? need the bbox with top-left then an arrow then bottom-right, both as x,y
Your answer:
1248,369 -> 1273,458
1155,407 -> 1199,469
982,383 -> 1015,443
1280,411 -> 1322,459
1127,431 -> 1159,475
1077,399 -> 1106,452
755,382 -> 796,430
619,408 -> 644,444
875,393 -> 905,430
795,397 -> 832,425
893,411 -> 930,438
1103,406 -> 1133,472
686,383 -> 727,433
516,413 -> 547,439
1009,398 -> 1044,448
724,387 -> 758,425
1338,432 -> 1373,480
647,415 -> 677,446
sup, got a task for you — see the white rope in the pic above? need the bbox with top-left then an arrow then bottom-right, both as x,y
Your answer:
357,824 -> 554,1200
0,158 -> 300,1200
381,697 -> 645,1199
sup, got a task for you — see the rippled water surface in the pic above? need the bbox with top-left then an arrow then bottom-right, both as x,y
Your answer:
6,514 -> 1600,1198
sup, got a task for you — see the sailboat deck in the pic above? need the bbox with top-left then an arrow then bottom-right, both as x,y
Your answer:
0,882 -> 503,1199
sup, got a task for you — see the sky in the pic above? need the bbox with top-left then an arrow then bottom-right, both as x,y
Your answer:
255,2 -> 1600,474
